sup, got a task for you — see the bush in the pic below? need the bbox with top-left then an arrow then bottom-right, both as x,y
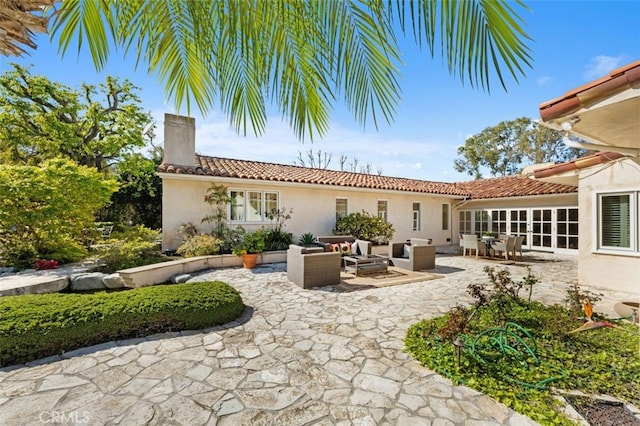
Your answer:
176,234 -> 223,258
0,281 -> 244,367
333,210 -> 395,242
263,228 -> 293,251
96,225 -> 164,273
0,159 -> 117,268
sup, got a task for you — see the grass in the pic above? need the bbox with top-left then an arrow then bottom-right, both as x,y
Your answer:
405,298 -> 640,425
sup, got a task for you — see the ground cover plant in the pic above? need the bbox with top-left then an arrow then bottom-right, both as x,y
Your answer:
405,267 -> 640,425
0,281 -> 244,367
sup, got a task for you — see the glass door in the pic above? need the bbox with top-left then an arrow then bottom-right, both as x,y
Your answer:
531,208 -> 553,251
509,209 -> 529,248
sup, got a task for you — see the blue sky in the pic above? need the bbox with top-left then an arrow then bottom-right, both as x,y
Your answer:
1,1 -> 638,182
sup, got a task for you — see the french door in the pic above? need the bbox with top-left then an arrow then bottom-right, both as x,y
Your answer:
488,208 -> 577,252
530,208 -> 553,251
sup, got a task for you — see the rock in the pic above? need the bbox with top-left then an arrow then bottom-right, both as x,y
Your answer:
0,275 -> 69,296
102,273 -> 125,289
171,274 -> 191,284
70,273 -> 107,291
0,267 -> 15,274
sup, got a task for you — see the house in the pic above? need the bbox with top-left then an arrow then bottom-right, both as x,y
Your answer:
534,60 -> 640,294
158,114 -> 578,260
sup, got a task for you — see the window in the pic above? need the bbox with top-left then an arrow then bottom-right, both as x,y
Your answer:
557,208 -> 579,249
412,202 -> 421,231
459,211 -> 472,235
474,210 -> 490,235
336,198 -> 348,221
229,190 -> 279,222
442,204 -> 449,230
378,200 -> 388,221
599,192 -> 636,251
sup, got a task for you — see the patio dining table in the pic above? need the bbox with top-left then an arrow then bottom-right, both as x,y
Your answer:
481,236 -> 500,256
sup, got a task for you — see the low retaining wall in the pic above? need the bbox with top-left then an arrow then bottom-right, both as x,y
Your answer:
118,251 -> 287,288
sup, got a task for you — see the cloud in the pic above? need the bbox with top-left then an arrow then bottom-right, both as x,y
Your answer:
583,55 -> 628,81
537,76 -> 552,86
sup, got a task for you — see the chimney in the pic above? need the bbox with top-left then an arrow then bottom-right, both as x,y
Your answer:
163,113 -> 195,166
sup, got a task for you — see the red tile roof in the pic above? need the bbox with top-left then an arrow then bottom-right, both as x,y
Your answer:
456,175 -> 577,199
158,155 -> 577,199
539,60 -> 640,122
533,151 -> 624,179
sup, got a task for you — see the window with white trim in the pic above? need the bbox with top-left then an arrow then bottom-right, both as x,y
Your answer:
412,202 -> 421,231
378,200 -> 388,221
336,198 -> 348,221
459,211 -> 472,235
598,192 -> 638,252
229,190 -> 279,222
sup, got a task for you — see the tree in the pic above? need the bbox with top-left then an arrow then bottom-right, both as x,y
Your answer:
0,64 -> 151,171
99,150 -> 163,229
49,1 -> 533,140
454,117 -> 586,179
293,148 -> 382,175
0,159 -> 117,267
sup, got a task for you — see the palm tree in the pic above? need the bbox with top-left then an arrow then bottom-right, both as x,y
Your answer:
0,0 -> 53,55
47,0 -> 532,140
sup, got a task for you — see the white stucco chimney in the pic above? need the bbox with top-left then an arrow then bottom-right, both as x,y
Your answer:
163,113 -> 195,166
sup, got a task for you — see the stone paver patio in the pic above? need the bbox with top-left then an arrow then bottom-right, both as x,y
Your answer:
0,250 -> 636,425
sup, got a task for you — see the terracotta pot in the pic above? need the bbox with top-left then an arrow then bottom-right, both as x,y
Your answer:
242,253 -> 259,269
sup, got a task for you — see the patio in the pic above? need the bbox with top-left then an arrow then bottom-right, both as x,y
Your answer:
0,249 -> 635,425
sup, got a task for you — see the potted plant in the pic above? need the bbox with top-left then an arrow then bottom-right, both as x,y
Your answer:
232,229 -> 265,269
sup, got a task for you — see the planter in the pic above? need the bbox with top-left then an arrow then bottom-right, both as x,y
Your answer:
241,253 -> 259,269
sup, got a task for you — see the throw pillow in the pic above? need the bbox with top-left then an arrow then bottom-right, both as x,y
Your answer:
340,242 -> 352,255
403,244 -> 411,258
329,243 -> 340,253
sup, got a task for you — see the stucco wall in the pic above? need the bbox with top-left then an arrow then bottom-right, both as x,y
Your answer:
161,175 -> 459,250
578,157 -> 640,293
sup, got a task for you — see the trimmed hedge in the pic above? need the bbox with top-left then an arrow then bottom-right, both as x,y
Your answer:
0,281 -> 244,367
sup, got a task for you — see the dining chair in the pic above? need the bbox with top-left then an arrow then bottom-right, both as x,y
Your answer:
513,235 -> 525,261
491,236 -> 516,260
462,234 -> 487,258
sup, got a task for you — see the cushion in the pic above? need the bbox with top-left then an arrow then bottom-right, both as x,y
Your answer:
403,244 -> 411,258
340,242 -> 352,255
329,243 -> 340,253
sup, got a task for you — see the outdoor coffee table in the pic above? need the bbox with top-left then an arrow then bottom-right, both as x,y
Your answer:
343,254 -> 389,277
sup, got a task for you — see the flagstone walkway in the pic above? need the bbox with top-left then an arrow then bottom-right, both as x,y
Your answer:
0,250 -> 636,425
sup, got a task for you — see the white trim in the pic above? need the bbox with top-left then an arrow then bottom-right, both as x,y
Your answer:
228,188 -> 281,224
593,190 -> 638,254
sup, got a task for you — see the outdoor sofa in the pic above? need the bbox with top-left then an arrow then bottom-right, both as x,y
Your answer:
316,235 -> 371,256
388,238 -> 435,271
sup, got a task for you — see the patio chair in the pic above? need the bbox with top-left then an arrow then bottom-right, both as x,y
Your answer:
513,235 -> 525,261
388,239 -> 435,271
462,234 -> 487,258
491,236 -> 516,260
286,244 -> 341,289
458,233 -> 464,255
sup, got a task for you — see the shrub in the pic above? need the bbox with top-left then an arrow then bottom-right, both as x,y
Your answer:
177,234 -> 223,257
333,210 -> 394,242
0,159 -> 117,268
0,281 -> 244,367
298,232 -> 316,245
263,228 -> 293,251
96,225 -> 164,273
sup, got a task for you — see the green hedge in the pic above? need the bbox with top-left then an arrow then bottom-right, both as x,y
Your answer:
0,281 -> 244,367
